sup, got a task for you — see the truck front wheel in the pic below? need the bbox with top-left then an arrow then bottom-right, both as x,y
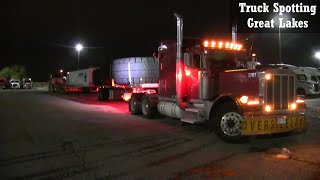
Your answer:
210,102 -> 245,143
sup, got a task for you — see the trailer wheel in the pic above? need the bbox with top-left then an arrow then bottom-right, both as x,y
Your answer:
130,95 -> 141,115
141,95 -> 155,119
97,90 -> 102,101
210,102 -> 246,143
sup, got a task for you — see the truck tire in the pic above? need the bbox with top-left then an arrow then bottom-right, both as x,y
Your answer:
210,102 -> 246,143
130,95 -> 141,115
141,95 -> 156,119
113,57 -> 159,85
97,89 -> 102,101
98,88 -> 108,101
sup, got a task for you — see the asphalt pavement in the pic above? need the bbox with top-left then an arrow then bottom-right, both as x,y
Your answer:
0,89 -> 320,179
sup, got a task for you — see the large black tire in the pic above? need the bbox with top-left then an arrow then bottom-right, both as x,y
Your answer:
130,95 -> 141,115
141,95 -> 156,119
113,57 -> 159,85
97,88 -> 108,101
97,89 -> 102,101
209,102 -> 246,143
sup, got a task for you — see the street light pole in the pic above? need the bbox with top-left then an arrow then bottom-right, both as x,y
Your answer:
77,51 -> 80,70
279,26 -> 281,64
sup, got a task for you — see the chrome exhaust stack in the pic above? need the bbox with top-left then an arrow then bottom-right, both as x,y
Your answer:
174,13 -> 183,60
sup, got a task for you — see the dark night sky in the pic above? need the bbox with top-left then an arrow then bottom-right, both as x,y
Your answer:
2,0 -> 320,81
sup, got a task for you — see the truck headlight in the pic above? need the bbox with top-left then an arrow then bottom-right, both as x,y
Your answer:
239,96 -> 260,105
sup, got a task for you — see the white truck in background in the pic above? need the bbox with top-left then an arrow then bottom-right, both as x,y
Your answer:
22,78 -> 32,89
66,67 -> 98,93
269,64 -> 319,95
295,67 -> 319,95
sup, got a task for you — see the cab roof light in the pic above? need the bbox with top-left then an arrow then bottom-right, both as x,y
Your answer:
204,40 -> 209,47
203,40 -> 243,51
225,42 -> 230,49
211,41 -> 216,48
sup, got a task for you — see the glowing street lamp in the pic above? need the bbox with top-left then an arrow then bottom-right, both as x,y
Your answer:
75,43 -> 83,70
60,69 -> 63,77
315,52 -> 320,60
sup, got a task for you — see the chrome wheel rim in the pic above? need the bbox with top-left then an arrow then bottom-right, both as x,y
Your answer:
220,112 -> 242,136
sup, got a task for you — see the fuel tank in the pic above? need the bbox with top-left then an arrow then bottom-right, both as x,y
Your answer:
157,101 -> 182,119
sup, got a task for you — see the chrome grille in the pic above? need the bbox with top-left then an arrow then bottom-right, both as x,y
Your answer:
265,74 -> 295,110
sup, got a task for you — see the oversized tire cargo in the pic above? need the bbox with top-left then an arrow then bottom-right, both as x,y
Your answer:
112,57 -> 159,85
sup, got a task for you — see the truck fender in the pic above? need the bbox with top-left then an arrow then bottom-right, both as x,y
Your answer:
206,94 -> 243,121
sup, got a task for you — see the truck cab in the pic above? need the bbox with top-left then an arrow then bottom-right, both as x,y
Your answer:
22,78 -> 32,89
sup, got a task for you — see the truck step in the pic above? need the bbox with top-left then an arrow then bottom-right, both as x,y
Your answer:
182,108 -> 206,124
185,107 -> 202,113
181,117 -> 205,124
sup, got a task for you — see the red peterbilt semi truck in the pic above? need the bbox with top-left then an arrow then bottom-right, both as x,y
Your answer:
128,14 -> 307,142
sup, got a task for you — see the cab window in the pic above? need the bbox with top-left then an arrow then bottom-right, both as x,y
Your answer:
311,76 -> 318,82
297,74 -> 307,81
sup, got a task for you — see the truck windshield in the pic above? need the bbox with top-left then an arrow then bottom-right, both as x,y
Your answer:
311,76 -> 318,82
205,50 -> 247,72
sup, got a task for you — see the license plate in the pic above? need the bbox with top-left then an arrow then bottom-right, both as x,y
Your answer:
241,115 -> 306,135
277,117 -> 286,125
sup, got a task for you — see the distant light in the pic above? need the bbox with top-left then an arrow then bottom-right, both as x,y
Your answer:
60,69 -> 63,73
315,52 -> 320,60
252,53 -> 256,57
67,72 -> 69,75
76,44 -> 83,52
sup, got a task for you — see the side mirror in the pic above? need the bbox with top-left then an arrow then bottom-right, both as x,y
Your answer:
184,53 -> 191,66
153,53 -> 158,59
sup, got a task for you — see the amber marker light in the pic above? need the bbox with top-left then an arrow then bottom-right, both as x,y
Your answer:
204,40 -> 209,47
265,74 -> 271,80
290,103 -> 297,110
265,105 -> 272,112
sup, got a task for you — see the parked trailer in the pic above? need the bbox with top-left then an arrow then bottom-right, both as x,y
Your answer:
66,67 -> 98,92
97,57 -> 159,101
126,14 -> 306,142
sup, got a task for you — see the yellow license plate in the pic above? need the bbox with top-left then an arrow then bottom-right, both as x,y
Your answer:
241,115 -> 306,135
